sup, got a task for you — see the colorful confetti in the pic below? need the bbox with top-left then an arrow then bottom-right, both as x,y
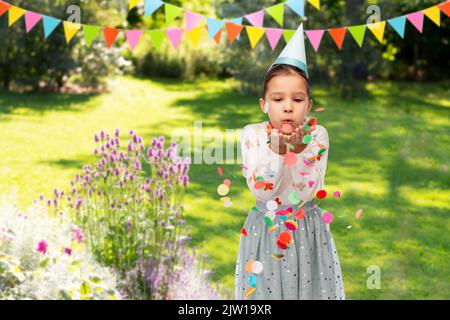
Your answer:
285,151 -> 297,165
223,179 -> 231,186
266,200 -> 278,211
217,184 -> 229,196
316,189 -> 327,199
271,253 -> 285,260
302,134 -> 312,144
241,228 -> 248,237
217,166 -> 223,176
308,180 -> 315,188
333,191 -> 341,198
268,225 -> 279,233
294,209 -> 305,220
285,219 -> 298,231
288,191 -> 301,205
249,274 -> 257,287
315,107 -> 326,113
244,287 -> 256,298
252,261 -> 264,274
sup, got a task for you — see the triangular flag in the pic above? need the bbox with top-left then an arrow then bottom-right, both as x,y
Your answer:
423,6 -> 440,27
286,0 -> 305,18
187,26 -> 202,47
165,3 -> 183,25
307,0 -> 321,11
213,29 -> 222,44
206,18 -> 225,39
438,1 -> 450,18
266,4 -> 284,27
328,27 -> 347,49
305,29 -> 325,52
348,25 -> 366,47
265,28 -> 283,50
83,25 -> 101,47
407,11 -> 424,33
8,6 -> 25,27
125,29 -> 144,50
25,11 -> 42,33
367,21 -> 386,43
103,27 -> 120,48
387,16 -> 406,39
166,28 -> 184,49
283,29 -> 295,42
148,29 -> 165,49
0,2 -> 10,17
185,11 -> 204,32
129,0 -> 141,10
63,21 -> 81,43
245,26 -> 265,48
225,22 -> 244,45
42,16 -> 61,39
228,17 -> 243,40
245,10 -> 264,28
144,0 -> 163,18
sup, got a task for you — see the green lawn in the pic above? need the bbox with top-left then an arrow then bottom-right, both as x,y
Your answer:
0,76 -> 449,299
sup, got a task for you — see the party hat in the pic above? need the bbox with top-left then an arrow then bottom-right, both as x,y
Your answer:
269,23 -> 308,78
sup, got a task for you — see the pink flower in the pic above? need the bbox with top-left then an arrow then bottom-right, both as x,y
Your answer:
37,240 -> 48,254
73,228 -> 85,242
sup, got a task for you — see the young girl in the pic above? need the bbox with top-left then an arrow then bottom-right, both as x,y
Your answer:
235,24 -> 345,300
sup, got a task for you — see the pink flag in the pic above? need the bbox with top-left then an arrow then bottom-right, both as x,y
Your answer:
407,11 -> 424,33
265,28 -> 283,50
125,30 -> 144,51
245,10 -> 264,27
185,11 -> 204,32
166,28 -> 184,49
25,11 -> 42,33
305,29 -> 325,52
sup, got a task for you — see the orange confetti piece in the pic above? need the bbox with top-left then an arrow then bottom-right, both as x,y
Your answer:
217,166 -> 223,176
244,287 -> 256,298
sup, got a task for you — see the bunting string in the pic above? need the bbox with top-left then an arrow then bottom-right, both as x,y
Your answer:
0,0 -> 448,52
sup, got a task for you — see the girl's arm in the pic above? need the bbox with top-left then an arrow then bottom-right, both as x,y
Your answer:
287,125 -> 329,201
240,125 -> 285,202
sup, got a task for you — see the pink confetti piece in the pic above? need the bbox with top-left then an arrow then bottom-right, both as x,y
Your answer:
322,212 -> 334,224
333,191 -> 341,198
299,171 -> 311,176
217,166 -> 223,176
355,208 -> 364,219
308,180 -> 315,188
224,179 -> 231,186
303,159 -> 314,167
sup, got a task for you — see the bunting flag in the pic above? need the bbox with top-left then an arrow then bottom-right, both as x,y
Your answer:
225,22 -> 244,45
187,25 -> 202,47
245,10 -> 265,28
266,4 -> 284,27
305,29 -> 325,52
125,29 -> 144,50
185,11 -> 204,32
165,3 -> 183,25
0,0 -> 448,52
265,28 -> 284,50
144,0 -> 163,18
83,25 -> 101,47
328,27 -> 347,50
129,0 -> 141,11
8,5 -> 25,26
367,21 -> 386,43
24,11 -> 42,33
387,16 -> 407,39
63,21 -> 81,43
103,27 -> 120,49
245,26 -> 265,48
42,16 -> 61,39
166,28 -> 184,49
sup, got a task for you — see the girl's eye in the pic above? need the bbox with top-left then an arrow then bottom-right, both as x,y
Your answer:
295,99 -> 303,102
274,98 -> 282,102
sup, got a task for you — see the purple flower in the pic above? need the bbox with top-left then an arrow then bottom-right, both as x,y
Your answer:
115,129 -> 120,137
73,228 -> 85,242
64,247 -> 72,256
94,134 -> 100,143
36,240 -> 48,254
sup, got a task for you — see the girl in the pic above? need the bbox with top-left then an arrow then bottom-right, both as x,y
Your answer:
235,24 -> 345,300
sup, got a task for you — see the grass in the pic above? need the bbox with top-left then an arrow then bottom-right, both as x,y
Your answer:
0,75 -> 449,299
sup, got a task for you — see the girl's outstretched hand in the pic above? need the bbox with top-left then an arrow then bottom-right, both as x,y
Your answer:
280,120 -> 316,152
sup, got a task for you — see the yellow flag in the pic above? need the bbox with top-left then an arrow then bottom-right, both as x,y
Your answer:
8,6 -> 25,27
307,0 -> 321,11
187,26 -> 202,48
367,21 -> 386,43
63,21 -> 81,43
423,6 -> 440,26
245,26 -> 265,48
129,0 -> 141,10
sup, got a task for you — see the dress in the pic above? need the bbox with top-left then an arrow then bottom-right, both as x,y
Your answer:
234,121 -> 345,300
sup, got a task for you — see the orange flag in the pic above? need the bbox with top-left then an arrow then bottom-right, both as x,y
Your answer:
328,27 -> 347,50
103,27 -> 120,48
225,22 -> 244,45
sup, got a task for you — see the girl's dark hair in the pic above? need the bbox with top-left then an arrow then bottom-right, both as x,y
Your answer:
262,64 -> 311,99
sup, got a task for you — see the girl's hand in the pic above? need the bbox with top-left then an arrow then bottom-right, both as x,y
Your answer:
280,120 -> 316,152
268,129 -> 287,155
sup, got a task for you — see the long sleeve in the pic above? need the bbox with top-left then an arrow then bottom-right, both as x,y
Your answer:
240,124 -> 286,202
287,125 -> 330,201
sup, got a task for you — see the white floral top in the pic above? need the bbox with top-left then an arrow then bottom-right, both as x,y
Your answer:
240,121 -> 330,204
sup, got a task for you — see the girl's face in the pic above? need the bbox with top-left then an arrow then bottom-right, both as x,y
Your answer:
259,72 -> 313,130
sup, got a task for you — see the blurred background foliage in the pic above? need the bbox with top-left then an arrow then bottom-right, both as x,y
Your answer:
0,0 -> 448,96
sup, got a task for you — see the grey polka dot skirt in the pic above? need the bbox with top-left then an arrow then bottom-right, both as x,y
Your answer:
235,200 -> 345,300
